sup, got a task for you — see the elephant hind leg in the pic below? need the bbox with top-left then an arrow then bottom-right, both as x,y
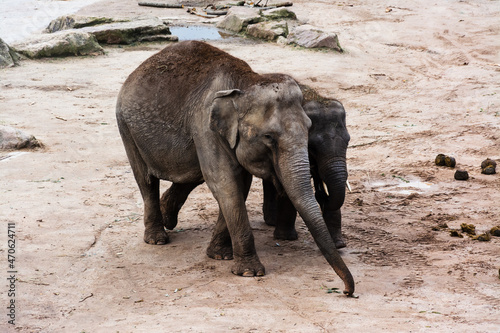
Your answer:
206,208 -> 233,261
160,182 -> 202,230
118,119 -> 168,245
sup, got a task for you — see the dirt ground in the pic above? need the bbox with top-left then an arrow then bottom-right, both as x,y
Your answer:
1,0 -> 499,332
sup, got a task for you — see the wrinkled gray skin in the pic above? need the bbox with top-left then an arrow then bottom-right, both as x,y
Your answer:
164,97 -> 350,247
116,41 -> 354,295
263,98 -> 350,249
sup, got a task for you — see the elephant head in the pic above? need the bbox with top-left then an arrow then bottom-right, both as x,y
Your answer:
305,100 -> 350,248
209,76 -> 355,295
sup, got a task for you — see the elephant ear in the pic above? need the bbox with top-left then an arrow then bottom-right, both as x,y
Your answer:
209,89 -> 242,149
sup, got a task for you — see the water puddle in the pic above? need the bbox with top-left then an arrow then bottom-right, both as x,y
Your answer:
169,25 -> 232,41
369,178 -> 433,196
0,151 -> 29,162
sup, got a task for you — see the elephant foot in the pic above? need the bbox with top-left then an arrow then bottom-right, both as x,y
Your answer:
263,217 -> 276,227
231,257 -> 265,277
273,227 -> 298,241
143,227 -> 169,245
162,214 -> 178,230
332,233 -> 346,249
206,243 -> 233,260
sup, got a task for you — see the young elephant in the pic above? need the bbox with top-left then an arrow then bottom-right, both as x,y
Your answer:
263,88 -> 350,249
116,41 -> 354,295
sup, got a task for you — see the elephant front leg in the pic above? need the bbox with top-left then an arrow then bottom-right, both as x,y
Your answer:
160,182 -> 201,230
207,172 -> 265,277
325,209 -> 346,249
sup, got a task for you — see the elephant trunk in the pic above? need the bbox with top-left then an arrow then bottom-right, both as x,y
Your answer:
318,157 -> 348,211
276,149 -> 354,296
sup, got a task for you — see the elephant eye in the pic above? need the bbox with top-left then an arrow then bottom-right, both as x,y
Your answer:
263,133 -> 276,143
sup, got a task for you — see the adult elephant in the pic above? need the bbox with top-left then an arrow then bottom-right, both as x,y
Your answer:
263,85 -> 350,249
116,41 -> 354,295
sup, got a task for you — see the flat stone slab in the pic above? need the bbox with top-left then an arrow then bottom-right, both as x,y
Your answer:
11,31 -> 104,59
46,15 -> 119,33
78,18 -> 172,44
287,25 -> 342,51
0,125 -> 41,150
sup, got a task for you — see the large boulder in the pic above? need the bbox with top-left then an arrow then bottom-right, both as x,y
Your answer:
0,125 -> 41,150
78,18 -> 172,44
11,31 -> 103,59
45,15 -> 118,33
247,20 -> 288,41
287,25 -> 342,52
11,31 -> 104,59
0,38 -> 20,68
216,7 -> 261,33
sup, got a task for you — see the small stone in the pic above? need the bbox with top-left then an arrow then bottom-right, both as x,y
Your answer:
490,226 -> 500,237
435,154 -> 446,166
473,233 -> 491,242
454,169 -> 469,181
450,230 -> 463,238
460,223 -> 476,235
481,158 -> 496,174
480,158 -> 497,170
444,156 -> 456,168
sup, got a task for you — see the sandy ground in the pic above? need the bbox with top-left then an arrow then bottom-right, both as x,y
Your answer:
1,0 -> 500,332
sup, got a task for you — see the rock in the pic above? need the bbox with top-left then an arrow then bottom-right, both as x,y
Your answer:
481,158 -> 496,174
0,125 -> 41,150
138,35 -> 179,42
435,154 -> 446,166
472,233 -> 491,241
0,38 -> 20,68
11,31 -> 104,59
435,154 -> 456,167
490,226 -> 500,237
46,15 -> 118,33
247,20 -> 288,41
216,7 -> 261,33
449,230 -> 463,238
454,169 -> 469,181
460,223 -> 476,235
260,7 -> 297,21
445,156 -> 456,168
79,18 -> 172,44
287,25 -> 342,51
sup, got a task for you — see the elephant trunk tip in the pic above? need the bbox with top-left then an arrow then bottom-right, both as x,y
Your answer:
342,274 -> 355,297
